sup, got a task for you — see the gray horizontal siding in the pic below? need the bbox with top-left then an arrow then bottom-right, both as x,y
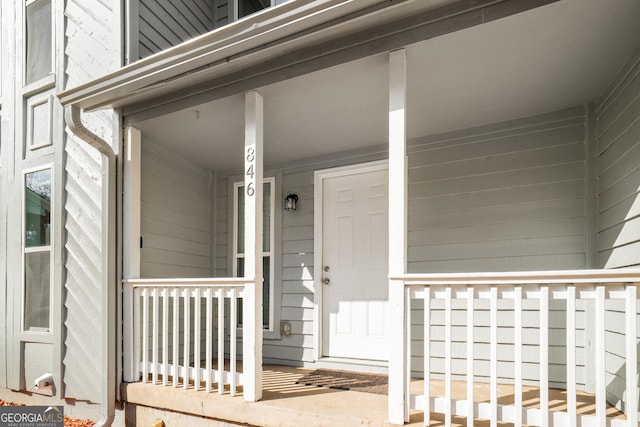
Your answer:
595,47 -> 640,414
207,108 -> 592,375
405,108 -> 589,388
407,107 -> 587,273
141,141 -> 211,278
138,0 -> 212,59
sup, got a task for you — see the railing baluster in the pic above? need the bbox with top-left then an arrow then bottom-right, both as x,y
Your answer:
230,288 -> 237,396
424,286 -> 430,426
206,288 -> 212,393
514,286 -> 522,427
152,287 -> 159,385
194,288 -> 201,391
132,287 -> 141,383
466,286 -> 474,427
625,284 -> 638,426
540,286 -> 549,427
566,285 -> 577,427
445,286 -> 452,427
172,287 -> 179,387
595,285 -> 606,425
142,288 -> 149,383
405,286 -> 412,422
490,286 -> 498,427
218,288 -> 225,394
183,287 -> 190,389
162,287 -> 169,386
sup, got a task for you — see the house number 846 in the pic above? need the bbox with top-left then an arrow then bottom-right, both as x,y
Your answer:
246,147 -> 255,197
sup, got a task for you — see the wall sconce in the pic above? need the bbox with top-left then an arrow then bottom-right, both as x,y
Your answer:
284,193 -> 298,212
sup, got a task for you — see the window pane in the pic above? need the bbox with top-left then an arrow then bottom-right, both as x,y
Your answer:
236,256 -> 270,329
236,257 -> 244,277
238,0 -> 269,19
263,182 -> 271,252
24,251 -> 50,331
263,256 -> 270,328
236,186 -> 245,254
25,0 -> 52,85
25,169 -> 51,247
236,182 -> 271,254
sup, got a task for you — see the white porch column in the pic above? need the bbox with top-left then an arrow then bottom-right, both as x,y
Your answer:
388,49 -> 408,424
243,90 -> 264,402
123,126 -> 142,383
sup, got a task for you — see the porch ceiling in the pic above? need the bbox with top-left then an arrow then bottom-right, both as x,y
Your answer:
136,0 -> 640,172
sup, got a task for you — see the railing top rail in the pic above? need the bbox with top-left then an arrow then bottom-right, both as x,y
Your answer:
392,268 -> 640,286
123,277 -> 251,287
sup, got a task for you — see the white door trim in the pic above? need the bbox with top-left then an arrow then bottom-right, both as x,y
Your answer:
313,159 -> 388,361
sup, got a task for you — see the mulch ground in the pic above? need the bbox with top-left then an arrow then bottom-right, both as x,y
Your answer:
0,399 -> 96,427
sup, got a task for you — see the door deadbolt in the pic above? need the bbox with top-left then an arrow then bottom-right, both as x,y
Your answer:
324,266 -> 330,272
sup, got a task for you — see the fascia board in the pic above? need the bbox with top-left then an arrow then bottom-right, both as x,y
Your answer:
57,0 -> 402,110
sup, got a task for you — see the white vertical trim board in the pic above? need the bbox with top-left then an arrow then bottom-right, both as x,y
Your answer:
242,89 -> 263,402
387,47 -> 407,425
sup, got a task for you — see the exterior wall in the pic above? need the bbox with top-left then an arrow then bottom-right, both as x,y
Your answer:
213,148 -> 386,365
63,0 -> 120,403
212,0 -> 230,29
208,108 -> 591,372
407,108 -> 589,388
595,47 -> 640,412
595,49 -> 640,270
407,107 -> 587,273
137,0 -> 213,60
140,140 -> 211,278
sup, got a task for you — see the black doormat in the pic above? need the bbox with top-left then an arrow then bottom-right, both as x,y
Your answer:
295,369 -> 388,395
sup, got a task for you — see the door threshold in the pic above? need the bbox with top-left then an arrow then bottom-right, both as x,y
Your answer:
309,357 -> 388,374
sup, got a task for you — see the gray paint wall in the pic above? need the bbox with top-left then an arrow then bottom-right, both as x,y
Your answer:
595,47 -> 640,412
407,108 -> 588,387
138,0 -> 213,60
140,141 -> 211,278
208,107 -> 590,372
407,107 -> 587,273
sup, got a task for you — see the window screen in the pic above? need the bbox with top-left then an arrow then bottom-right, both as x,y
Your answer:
25,0 -> 52,85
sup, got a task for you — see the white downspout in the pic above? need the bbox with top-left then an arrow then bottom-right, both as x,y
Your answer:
64,105 -> 116,427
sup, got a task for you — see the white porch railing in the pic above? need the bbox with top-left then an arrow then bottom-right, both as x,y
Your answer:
389,270 -> 640,427
123,278 -> 251,397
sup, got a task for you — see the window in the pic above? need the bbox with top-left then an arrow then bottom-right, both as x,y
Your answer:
233,178 -> 274,330
23,167 -> 52,332
237,0 -> 269,19
25,0 -> 53,85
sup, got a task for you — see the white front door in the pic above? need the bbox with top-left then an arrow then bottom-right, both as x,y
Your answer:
321,167 -> 389,361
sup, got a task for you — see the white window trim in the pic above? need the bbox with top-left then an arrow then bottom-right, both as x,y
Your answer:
232,177 -> 276,332
26,91 -> 54,150
21,163 -> 54,337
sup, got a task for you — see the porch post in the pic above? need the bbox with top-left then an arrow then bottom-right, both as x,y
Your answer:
243,90 -> 264,402
123,126 -> 141,383
388,49 -> 408,424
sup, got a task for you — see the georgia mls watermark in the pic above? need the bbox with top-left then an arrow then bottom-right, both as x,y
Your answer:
0,406 -> 63,427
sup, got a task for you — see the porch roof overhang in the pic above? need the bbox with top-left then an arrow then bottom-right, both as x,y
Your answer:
57,0 -> 558,122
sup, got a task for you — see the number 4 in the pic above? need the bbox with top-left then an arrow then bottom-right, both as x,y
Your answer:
246,164 -> 254,179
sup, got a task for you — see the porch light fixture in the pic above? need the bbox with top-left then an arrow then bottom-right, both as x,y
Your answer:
284,193 -> 298,211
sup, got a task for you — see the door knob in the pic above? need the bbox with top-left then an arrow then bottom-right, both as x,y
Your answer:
322,278 -> 330,284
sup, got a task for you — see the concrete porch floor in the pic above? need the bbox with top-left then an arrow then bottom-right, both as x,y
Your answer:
121,365 -> 625,427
